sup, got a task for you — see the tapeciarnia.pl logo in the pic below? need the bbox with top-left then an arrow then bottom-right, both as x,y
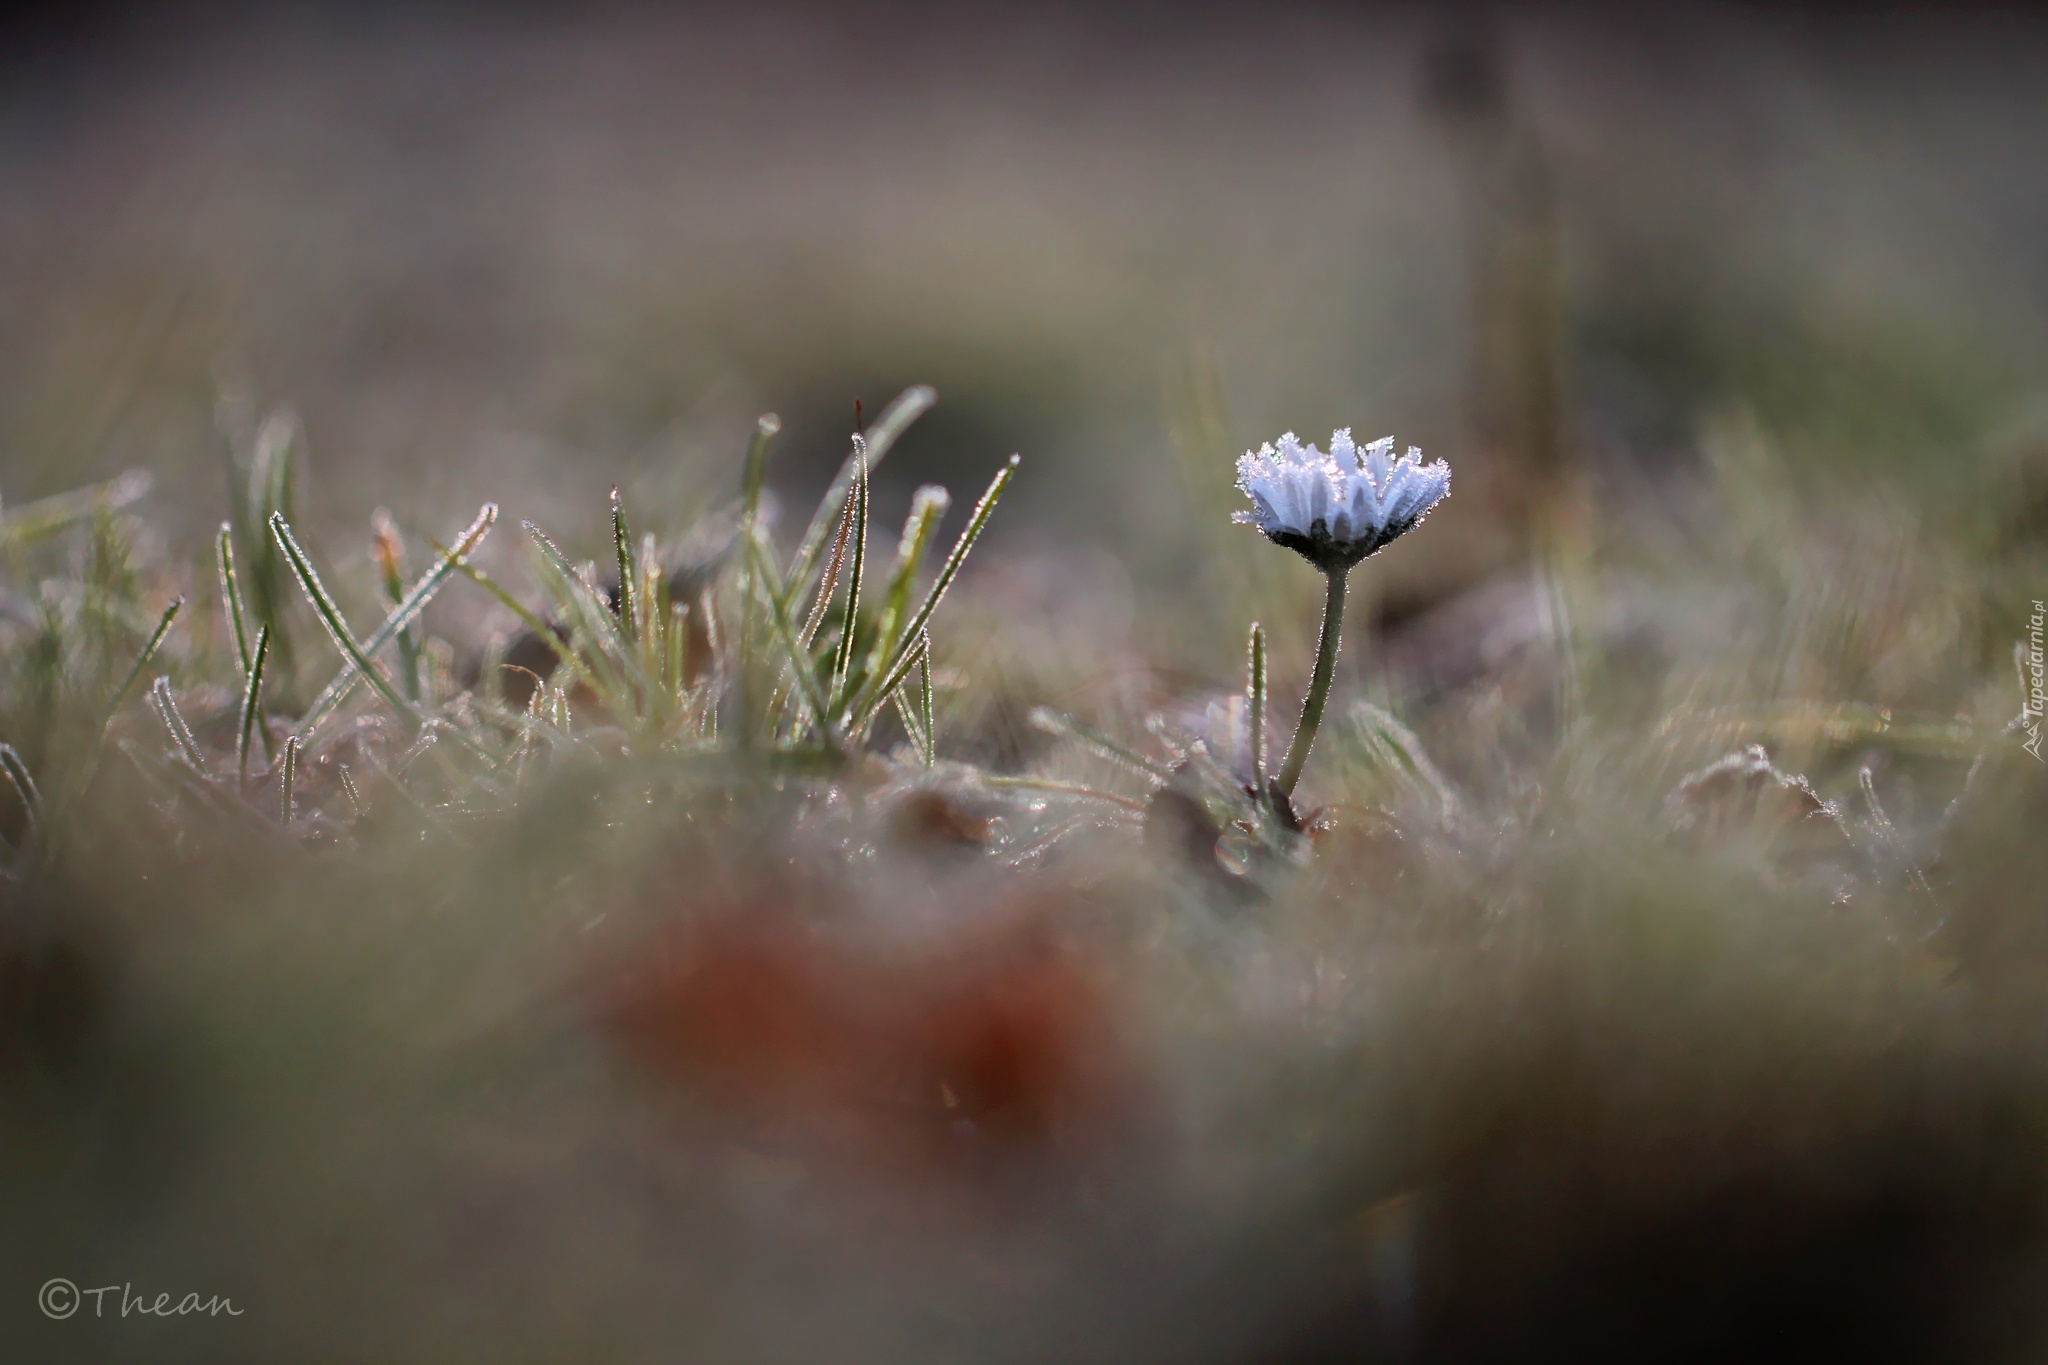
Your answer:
2025,599 -> 2046,762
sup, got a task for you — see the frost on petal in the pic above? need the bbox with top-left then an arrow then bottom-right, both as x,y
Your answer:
1361,436 -> 1396,487
1383,459 -> 1452,532
1342,470 -> 1378,538
1234,426 -> 1450,569
1329,428 -> 1359,471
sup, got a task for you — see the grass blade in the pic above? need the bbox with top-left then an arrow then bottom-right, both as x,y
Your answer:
337,763 -> 364,819
746,528 -> 839,750
431,545 -> 604,707
734,414 -> 781,736
784,385 -> 936,598
800,489 -> 857,648
1028,707 -> 1175,784
743,413 -> 780,519
1860,766 -> 1939,914
891,688 -> 930,766
853,455 -> 1016,719
523,522 -> 638,708
0,743 -> 42,839
1348,699 -> 1461,827
0,470 -> 151,548
372,508 -> 423,703
270,512 -> 425,727
610,487 -> 636,642
828,438 -> 869,718
1248,622 -> 1267,797
666,601 -> 689,706
863,484 -> 950,683
295,504 -> 497,735
101,596 -> 183,737
40,595 -> 185,832
849,629 -> 930,736
238,624 -> 272,785
981,775 -> 1149,813
280,734 -> 300,824
216,522 -> 253,679
918,645 -> 935,767
149,677 -> 206,772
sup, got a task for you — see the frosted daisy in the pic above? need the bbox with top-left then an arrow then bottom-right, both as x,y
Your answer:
1235,430 -> 1450,571
1235,429 -> 1450,801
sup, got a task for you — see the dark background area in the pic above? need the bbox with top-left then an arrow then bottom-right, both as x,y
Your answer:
1,0 -> 2043,649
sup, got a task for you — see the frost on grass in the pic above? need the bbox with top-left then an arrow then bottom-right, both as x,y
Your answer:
2,392 -> 2047,1362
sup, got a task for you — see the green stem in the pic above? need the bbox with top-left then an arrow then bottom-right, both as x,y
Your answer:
1276,567 -> 1347,797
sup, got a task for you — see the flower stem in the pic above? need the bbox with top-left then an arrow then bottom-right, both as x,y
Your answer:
1276,567 -> 1347,798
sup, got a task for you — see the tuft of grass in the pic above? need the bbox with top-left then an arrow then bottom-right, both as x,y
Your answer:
1,376 -> 2044,1364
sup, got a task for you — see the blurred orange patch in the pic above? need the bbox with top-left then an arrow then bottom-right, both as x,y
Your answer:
598,899 -> 1133,1191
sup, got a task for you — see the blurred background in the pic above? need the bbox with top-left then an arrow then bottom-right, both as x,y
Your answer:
4,0 -> 2044,660
8,7 -> 2048,1361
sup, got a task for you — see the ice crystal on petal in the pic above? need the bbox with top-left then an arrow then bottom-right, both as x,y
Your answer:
1234,428 -> 1450,570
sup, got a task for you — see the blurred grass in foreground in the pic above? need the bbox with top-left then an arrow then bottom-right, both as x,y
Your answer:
1,359 -> 2045,1359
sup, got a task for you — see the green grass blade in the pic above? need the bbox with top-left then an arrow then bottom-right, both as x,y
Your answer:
863,484 -> 950,684
438,546 -> 609,705
1248,621 -> 1267,797
828,438 -> 869,719
337,762 -> 364,819
1028,707 -> 1175,784
254,411 -> 296,532
742,412 -> 779,524
891,688 -> 930,766
745,528 -> 839,750
149,677 -> 207,772
634,534 -> 664,710
270,511 -> 426,727
610,487 -> 635,642
523,522 -> 639,708
1348,699 -> 1461,826
918,646 -> 935,767
0,470 -> 151,548
101,596 -> 183,737
800,490 -> 856,648
372,508 -> 423,703
0,743 -> 42,839
295,504 -> 497,735
784,385 -> 936,599
734,415 -> 780,737
216,522 -> 253,679
238,624 -> 272,784
36,594 -> 184,835
665,600 -> 689,708
853,455 -> 1016,720
280,734 -> 301,824
848,629 -> 930,737
980,775 -> 1149,812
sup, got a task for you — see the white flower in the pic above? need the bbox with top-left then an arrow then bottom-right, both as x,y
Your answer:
1235,429 -> 1451,571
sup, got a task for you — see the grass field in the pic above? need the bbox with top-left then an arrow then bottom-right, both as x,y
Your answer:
3,6 -> 2047,1361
